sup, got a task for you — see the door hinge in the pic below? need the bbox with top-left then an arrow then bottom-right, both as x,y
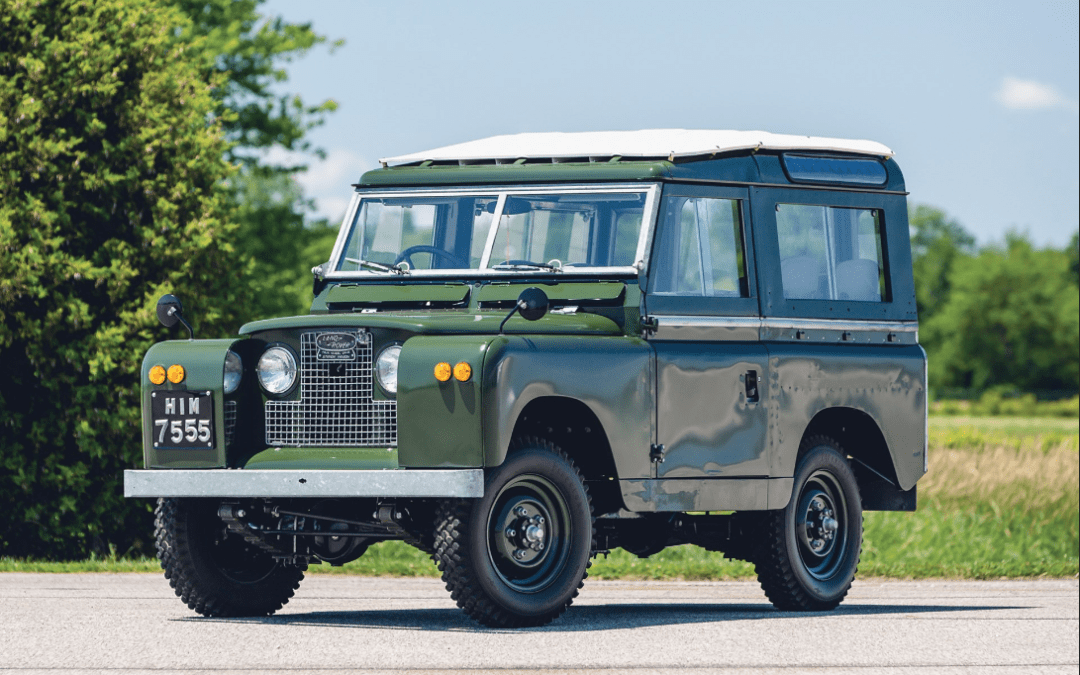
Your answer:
641,316 -> 659,338
650,443 -> 666,463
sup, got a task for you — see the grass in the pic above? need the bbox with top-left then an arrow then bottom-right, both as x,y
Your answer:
3,416 -> 1077,579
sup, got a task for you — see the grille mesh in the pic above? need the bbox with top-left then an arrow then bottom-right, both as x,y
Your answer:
224,400 -> 237,447
265,331 -> 397,447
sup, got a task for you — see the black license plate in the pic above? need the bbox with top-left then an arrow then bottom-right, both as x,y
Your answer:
150,390 -> 214,449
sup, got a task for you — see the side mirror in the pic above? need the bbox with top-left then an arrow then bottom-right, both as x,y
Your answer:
499,287 -> 549,332
517,287 -> 550,321
156,294 -> 194,339
312,261 -> 330,296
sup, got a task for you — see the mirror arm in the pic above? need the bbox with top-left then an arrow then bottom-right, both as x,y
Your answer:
499,301 -> 524,333
170,307 -> 194,340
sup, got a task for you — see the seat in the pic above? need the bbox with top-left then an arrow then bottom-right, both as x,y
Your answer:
781,255 -> 826,299
835,258 -> 881,301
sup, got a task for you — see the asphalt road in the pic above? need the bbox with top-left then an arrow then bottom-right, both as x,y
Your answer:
0,573 -> 1076,674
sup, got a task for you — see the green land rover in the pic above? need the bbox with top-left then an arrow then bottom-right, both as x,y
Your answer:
125,130 -> 927,627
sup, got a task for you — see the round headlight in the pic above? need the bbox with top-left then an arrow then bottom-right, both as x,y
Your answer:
375,344 -> 402,395
223,350 -> 243,395
257,346 -> 297,395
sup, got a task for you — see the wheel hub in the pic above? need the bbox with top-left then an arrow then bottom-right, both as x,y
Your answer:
501,504 -> 549,562
793,470 -> 850,581
486,472 -> 574,593
804,495 -> 838,554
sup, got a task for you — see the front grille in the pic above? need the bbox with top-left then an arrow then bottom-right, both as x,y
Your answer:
264,330 -> 397,447
224,400 -> 237,447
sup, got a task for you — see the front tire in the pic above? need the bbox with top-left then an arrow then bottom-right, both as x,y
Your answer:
434,438 -> 594,627
154,498 -> 305,617
755,437 -> 863,611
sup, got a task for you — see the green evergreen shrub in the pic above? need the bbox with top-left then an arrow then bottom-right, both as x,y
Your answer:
0,0 -> 246,558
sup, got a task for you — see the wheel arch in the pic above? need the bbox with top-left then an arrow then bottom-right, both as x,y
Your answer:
507,396 -> 625,515
800,407 -> 915,511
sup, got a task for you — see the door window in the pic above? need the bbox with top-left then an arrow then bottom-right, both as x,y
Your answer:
651,197 -> 749,298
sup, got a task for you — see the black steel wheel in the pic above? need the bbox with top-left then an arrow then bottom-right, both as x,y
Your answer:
434,438 -> 594,627
755,436 -> 862,611
154,498 -> 305,617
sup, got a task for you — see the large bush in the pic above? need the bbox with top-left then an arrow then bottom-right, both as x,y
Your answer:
0,0 -> 247,557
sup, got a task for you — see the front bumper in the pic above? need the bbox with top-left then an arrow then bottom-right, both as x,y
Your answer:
124,469 -> 484,498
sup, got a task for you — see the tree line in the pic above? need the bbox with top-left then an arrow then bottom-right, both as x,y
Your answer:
1,0 -> 1078,560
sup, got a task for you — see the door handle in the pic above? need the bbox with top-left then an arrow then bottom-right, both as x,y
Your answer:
744,370 -> 760,403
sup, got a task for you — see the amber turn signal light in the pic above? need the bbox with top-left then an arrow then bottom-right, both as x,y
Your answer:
453,362 -> 472,382
149,365 -> 166,385
434,362 -> 452,382
167,364 -> 185,384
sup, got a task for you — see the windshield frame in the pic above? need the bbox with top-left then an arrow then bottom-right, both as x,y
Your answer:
325,183 -> 660,279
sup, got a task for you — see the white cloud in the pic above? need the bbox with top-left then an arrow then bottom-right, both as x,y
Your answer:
994,76 -> 1079,113
261,148 -> 375,222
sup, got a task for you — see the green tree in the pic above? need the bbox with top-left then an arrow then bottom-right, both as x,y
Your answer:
177,0 -> 343,319
908,204 -> 975,321
232,171 -> 339,318
0,0 -> 244,557
923,233 -> 1080,392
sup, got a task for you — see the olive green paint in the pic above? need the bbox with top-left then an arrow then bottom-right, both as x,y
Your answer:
239,311 -> 621,337
480,335 -> 654,478
359,162 -> 673,187
243,447 -> 399,470
397,336 -> 493,468
475,281 -> 625,303
141,339 -> 239,468
324,283 -> 470,305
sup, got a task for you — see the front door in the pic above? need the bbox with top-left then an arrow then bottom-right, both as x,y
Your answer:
645,185 -> 768,478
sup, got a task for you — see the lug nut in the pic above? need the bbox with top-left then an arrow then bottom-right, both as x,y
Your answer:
505,528 -> 516,538
515,506 -> 528,517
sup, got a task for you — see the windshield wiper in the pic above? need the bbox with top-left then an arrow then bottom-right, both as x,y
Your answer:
492,260 -> 562,272
345,257 -> 408,275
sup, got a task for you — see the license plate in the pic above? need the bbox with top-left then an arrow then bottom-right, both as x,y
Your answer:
150,390 -> 215,449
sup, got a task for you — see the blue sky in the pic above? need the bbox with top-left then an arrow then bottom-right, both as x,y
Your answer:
261,0 -> 1079,248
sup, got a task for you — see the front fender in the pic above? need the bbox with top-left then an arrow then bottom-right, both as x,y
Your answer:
482,335 -> 654,479
141,339 -> 240,468
397,335 -> 494,468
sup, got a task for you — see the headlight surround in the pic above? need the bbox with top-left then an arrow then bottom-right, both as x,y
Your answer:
257,345 -> 297,395
375,344 -> 402,396
223,350 -> 243,395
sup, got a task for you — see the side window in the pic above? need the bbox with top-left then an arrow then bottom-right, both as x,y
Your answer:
652,197 -> 749,297
776,204 -> 888,302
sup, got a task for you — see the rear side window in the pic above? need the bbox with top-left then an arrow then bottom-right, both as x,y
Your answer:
776,204 -> 889,302
651,196 -> 749,297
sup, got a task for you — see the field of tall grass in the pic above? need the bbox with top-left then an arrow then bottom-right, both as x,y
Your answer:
4,416 -> 1077,578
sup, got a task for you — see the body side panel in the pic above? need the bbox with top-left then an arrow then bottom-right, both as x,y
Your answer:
481,335 -> 655,480
765,342 -> 927,490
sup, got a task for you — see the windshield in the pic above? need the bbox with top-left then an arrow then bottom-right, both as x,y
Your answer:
335,189 -> 649,274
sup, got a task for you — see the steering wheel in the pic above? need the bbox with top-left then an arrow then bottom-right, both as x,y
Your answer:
394,245 -> 469,269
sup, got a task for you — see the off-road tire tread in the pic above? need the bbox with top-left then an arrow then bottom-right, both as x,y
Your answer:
754,435 -> 862,611
154,498 -> 305,617
433,437 -> 594,628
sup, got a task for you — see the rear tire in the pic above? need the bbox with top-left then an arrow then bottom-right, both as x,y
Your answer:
434,438 -> 594,627
755,437 -> 862,611
154,498 -> 305,617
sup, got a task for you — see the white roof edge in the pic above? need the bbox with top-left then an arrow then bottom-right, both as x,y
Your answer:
380,130 -> 894,167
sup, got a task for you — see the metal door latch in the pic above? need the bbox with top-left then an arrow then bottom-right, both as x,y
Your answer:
650,443 -> 666,463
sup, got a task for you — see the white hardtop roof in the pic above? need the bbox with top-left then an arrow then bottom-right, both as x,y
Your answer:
380,129 -> 893,167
